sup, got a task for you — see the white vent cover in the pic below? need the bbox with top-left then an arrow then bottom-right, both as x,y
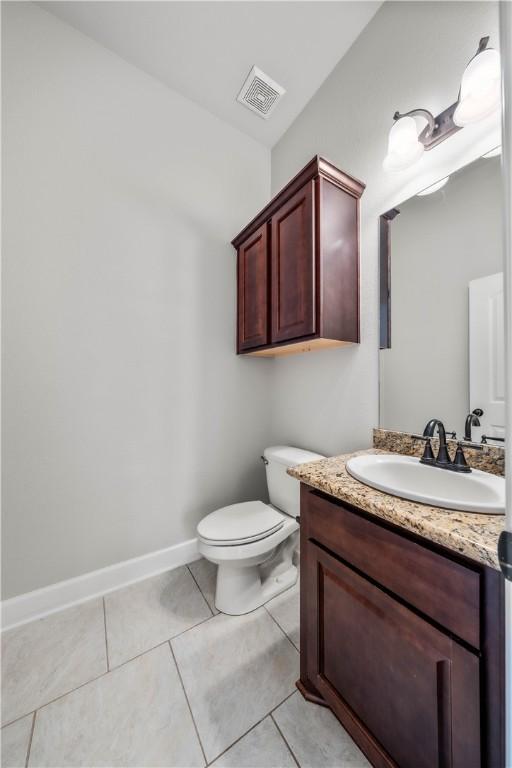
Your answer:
237,66 -> 285,119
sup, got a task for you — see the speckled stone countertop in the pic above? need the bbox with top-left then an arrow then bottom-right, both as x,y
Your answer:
288,449 -> 505,570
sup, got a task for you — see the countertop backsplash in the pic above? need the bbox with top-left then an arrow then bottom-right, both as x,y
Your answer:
373,428 -> 505,477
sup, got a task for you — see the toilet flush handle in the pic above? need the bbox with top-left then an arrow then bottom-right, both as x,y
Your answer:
261,455 -> 268,465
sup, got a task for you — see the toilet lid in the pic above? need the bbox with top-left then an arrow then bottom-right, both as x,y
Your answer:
197,501 -> 285,545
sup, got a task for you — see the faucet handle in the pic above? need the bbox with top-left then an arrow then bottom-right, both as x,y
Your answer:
452,442 -> 472,473
419,438 -> 435,465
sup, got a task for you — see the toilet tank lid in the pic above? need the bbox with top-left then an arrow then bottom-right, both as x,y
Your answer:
263,445 -> 325,468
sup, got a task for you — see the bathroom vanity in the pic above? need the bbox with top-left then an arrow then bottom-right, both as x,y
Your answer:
291,450 -> 505,768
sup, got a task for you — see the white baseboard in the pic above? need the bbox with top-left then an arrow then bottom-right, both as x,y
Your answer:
1,538 -> 200,631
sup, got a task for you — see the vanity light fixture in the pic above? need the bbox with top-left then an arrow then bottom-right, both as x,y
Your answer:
383,116 -> 425,172
383,36 -> 501,172
453,39 -> 501,126
416,176 -> 450,196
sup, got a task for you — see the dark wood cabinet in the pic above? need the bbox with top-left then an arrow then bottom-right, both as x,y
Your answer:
237,223 -> 269,351
299,485 -> 505,768
232,157 -> 365,357
271,181 -> 315,343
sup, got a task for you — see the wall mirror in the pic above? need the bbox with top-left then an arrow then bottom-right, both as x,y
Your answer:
379,153 -> 505,444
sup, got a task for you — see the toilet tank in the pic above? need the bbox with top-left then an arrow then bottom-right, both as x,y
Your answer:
263,446 -> 324,518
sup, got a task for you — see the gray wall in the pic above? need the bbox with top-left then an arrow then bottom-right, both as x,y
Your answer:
270,1 -> 500,458
380,157 -> 503,436
2,2 -> 272,599
2,1 -> 503,600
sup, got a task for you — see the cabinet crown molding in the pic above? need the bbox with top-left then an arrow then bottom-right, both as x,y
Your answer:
232,155 -> 365,249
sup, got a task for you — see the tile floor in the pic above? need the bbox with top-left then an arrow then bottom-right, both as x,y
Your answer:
1,561 -> 370,768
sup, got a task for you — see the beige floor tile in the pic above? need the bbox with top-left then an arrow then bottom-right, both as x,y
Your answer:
29,644 -> 204,767
188,559 -> 219,614
105,566 -> 212,667
265,582 -> 300,650
1,714 -> 33,767
211,717 -> 296,768
273,691 -> 370,768
1,600 -> 106,726
172,607 -> 299,763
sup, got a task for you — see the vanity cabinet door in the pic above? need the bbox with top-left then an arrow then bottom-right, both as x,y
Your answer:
270,181 -> 316,343
306,543 -> 481,768
237,223 -> 269,351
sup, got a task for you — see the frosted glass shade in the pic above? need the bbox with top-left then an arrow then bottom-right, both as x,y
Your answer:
453,48 -> 501,127
383,117 -> 424,172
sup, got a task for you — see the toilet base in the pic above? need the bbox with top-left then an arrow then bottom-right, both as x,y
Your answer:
215,561 -> 298,616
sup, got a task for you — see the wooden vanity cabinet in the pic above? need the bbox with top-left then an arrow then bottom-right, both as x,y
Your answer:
232,156 -> 365,357
299,485 -> 505,768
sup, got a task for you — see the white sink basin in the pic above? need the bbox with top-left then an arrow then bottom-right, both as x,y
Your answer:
346,454 -> 505,515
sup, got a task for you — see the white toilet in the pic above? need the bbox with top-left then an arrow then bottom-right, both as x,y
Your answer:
197,445 -> 324,615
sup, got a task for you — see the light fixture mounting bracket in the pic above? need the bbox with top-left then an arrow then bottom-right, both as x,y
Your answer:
392,102 -> 462,151
476,35 -> 490,55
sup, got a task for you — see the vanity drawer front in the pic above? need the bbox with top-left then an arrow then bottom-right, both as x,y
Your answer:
305,488 -> 480,648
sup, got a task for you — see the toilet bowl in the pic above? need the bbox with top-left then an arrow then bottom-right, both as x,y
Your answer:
197,446 -> 324,615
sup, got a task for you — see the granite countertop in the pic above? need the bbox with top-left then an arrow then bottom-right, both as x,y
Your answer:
288,448 -> 505,570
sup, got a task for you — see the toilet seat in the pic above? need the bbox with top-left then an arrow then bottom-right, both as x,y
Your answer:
197,501 -> 285,546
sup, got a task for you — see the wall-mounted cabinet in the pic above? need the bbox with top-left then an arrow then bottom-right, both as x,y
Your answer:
232,156 -> 365,357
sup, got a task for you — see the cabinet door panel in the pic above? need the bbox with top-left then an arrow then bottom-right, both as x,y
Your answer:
271,182 -> 315,342
306,544 -> 480,768
306,489 -> 480,649
237,224 -> 269,351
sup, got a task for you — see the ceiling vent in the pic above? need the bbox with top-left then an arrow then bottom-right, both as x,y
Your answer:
237,66 -> 285,120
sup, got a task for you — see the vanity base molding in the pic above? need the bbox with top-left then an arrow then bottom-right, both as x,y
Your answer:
298,484 -> 505,768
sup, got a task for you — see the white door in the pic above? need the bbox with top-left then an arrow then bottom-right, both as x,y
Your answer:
469,272 -> 505,439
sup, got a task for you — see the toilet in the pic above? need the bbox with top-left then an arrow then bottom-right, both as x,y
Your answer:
197,445 -> 324,615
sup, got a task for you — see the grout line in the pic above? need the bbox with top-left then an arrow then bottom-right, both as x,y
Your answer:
24,711 -> 37,768
4,668 -> 112,727
271,711 -> 301,768
269,689 -> 296,716
170,613 -> 217,645
3,638 -> 168,728
206,690 -> 298,766
1,711 -> 35,730
5,583 -> 298,757
187,564 -> 215,617
263,605 -> 300,655
168,641 -> 208,767
205,713 -> 269,766
105,639 -> 169,673
106,612 -> 217,672
102,597 -> 110,672
3,614 -> 221,728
